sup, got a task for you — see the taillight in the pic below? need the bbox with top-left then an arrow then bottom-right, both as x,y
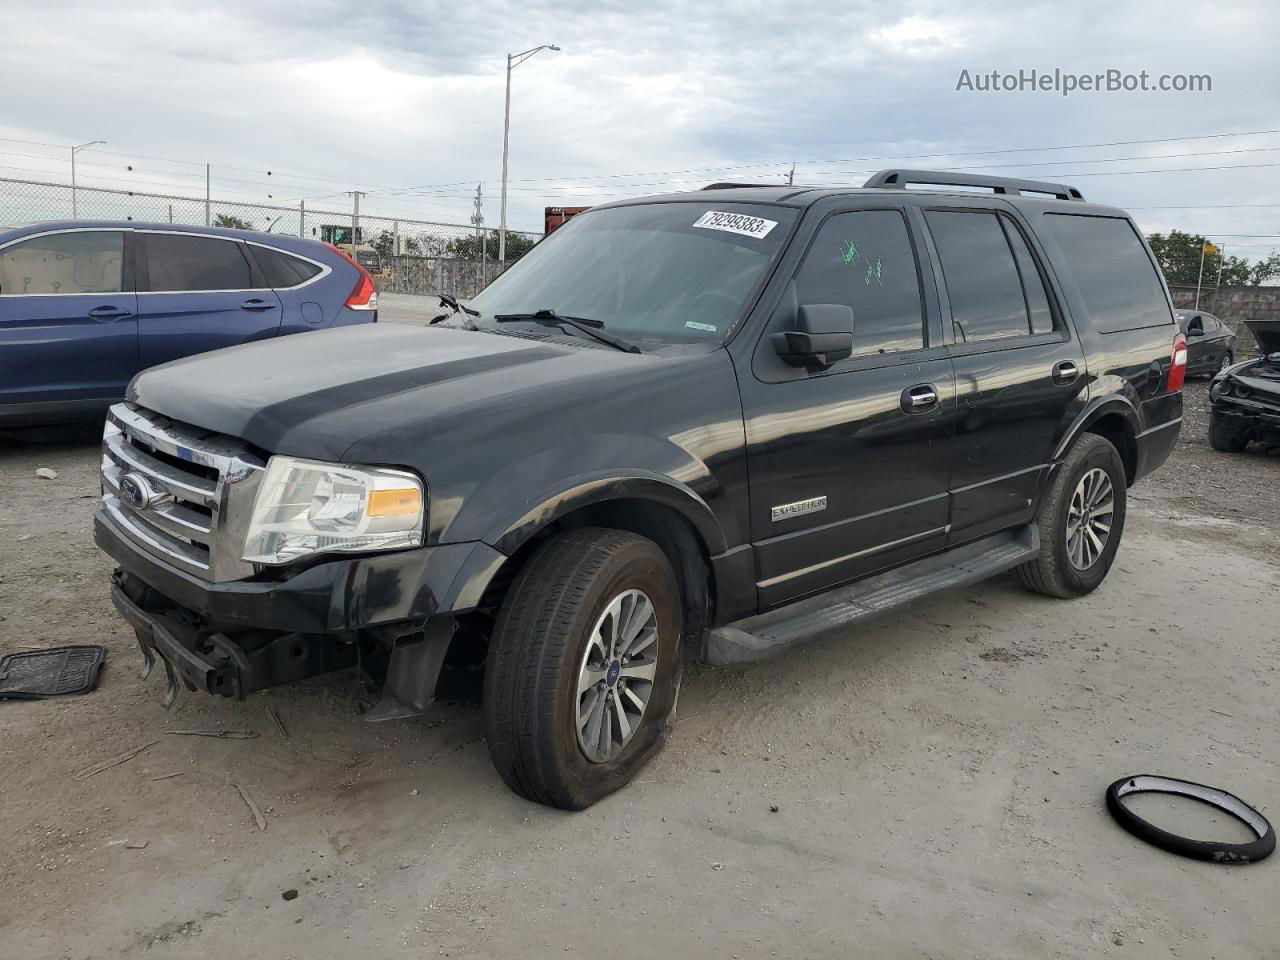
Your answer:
1168,332 -> 1188,392
324,242 -> 378,312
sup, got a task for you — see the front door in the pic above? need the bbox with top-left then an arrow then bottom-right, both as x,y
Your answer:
920,207 -> 1088,542
137,231 -> 282,367
738,206 -> 956,609
0,228 -> 139,415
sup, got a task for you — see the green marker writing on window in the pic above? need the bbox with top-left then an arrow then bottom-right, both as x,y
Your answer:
840,241 -> 859,265
865,257 -> 883,286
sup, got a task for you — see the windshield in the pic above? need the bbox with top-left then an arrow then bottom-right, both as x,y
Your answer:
467,201 -> 796,347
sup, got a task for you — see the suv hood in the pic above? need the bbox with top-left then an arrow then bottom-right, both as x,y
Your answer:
128,324 -> 655,460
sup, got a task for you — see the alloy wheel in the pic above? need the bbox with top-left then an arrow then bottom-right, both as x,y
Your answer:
575,588 -> 659,763
1066,467 -> 1115,571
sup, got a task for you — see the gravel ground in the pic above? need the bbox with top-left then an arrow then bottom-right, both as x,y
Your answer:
2,381 -> 1278,960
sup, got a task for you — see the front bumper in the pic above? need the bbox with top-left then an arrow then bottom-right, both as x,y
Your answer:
95,508 -> 506,634
111,574 -> 359,703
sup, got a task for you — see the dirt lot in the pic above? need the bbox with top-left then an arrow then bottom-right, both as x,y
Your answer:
2,382 -> 1277,960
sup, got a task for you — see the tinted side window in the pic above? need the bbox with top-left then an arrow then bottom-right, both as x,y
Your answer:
925,210 -> 1028,342
0,231 -> 123,295
144,234 -> 252,292
1042,214 -> 1172,333
1001,218 -> 1055,335
253,246 -> 322,288
794,209 -> 924,357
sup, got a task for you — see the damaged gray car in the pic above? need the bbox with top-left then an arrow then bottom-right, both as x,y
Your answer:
1209,319 -> 1280,452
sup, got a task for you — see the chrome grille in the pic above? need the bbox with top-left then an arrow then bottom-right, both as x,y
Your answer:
101,403 -> 266,581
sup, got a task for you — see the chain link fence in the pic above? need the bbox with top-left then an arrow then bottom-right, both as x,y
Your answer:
0,176 -> 542,324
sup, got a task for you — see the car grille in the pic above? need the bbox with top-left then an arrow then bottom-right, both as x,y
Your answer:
101,403 -> 266,582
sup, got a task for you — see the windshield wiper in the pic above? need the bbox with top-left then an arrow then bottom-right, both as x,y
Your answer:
431,293 -> 479,330
494,309 -> 641,354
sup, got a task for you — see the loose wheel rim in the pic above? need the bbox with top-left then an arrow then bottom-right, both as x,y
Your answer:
575,588 -> 659,764
1066,466 -> 1114,571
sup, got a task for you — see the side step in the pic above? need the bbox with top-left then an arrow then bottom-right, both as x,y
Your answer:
705,525 -> 1039,665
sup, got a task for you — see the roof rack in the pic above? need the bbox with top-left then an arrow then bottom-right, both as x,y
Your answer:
863,169 -> 1085,201
701,182 -> 778,190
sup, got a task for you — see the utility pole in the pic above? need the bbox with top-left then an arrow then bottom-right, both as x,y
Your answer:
471,182 -> 487,285
471,182 -> 485,237
788,163 -> 795,186
299,199 -> 306,239
500,43 -> 560,264
205,163 -> 212,226
348,190 -> 366,257
70,140 -> 106,219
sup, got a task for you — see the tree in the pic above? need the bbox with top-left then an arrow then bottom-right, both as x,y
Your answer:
371,229 -> 396,259
213,213 -> 253,230
446,229 -> 537,263
1248,251 -> 1280,286
1146,230 -> 1279,287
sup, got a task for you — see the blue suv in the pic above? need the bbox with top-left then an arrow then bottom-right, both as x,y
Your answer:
0,221 -> 378,427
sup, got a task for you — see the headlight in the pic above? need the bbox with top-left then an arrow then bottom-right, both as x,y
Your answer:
242,456 -> 424,565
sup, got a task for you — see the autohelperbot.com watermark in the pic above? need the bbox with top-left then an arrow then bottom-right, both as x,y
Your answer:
955,68 -> 1212,97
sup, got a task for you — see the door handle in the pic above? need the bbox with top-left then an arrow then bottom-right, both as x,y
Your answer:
1052,360 -> 1080,385
902,383 -> 939,413
240,298 -> 277,312
88,305 -> 132,322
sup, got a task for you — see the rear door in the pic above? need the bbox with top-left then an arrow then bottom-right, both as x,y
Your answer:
740,204 -> 957,609
1180,313 -> 1215,374
920,206 -> 1088,543
244,242 -> 328,333
137,231 -> 283,367
0,228 -> 138,415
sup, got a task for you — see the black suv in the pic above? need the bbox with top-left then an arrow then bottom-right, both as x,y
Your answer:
95,170 -> 1185,809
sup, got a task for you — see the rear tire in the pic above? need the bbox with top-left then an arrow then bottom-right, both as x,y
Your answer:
1209,412 -> 1249,453
483,527 -> 682,810
1015,433 -> 1127,599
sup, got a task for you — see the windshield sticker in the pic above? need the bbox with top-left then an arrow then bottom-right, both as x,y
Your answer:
692,210 -> 778,240
685,320 -> 718,333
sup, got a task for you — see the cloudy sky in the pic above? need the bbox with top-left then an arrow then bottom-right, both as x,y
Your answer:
3,0 -> 1279,259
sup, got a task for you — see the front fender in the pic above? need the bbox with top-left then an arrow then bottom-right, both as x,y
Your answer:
484,471 -> 728,557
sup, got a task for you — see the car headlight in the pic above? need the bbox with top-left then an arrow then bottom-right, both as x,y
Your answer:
242,456 -> 424,565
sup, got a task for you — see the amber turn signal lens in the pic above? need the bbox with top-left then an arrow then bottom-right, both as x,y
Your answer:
368,488 -> 422,518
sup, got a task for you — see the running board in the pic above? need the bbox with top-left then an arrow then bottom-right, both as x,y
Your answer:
705,525 -> 1039,665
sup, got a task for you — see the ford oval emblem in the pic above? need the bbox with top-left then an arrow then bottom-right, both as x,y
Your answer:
120,472 -> 159,510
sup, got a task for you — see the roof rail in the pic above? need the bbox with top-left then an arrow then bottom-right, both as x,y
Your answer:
863,169 -> 1085,201
701,182 -> 778,190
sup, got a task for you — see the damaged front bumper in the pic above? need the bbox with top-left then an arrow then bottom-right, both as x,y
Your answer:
96,508 -> 506,713
111,571 -> 359,707
1210,364 -> 1280,446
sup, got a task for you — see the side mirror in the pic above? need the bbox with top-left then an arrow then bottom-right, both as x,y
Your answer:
1187,317 -> 1205,336
772,304 -> 855,369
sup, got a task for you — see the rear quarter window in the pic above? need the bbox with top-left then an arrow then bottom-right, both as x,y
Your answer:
1042,214 -> 1172,334
253,246 -> 323,288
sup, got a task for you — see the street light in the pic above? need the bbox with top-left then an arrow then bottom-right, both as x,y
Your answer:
70,140 -> 106,219
500,44 -> 559,264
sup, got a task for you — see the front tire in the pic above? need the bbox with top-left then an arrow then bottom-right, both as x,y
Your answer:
1209,412 -> 1249,452
483,527 -> 682,810
1015,434 -> 1127,599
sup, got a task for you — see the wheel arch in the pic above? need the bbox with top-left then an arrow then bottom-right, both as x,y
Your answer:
1054,396 -> 1140,485
477,477 -> 726,640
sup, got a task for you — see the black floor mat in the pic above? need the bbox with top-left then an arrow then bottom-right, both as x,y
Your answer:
0,645 -> 105,699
